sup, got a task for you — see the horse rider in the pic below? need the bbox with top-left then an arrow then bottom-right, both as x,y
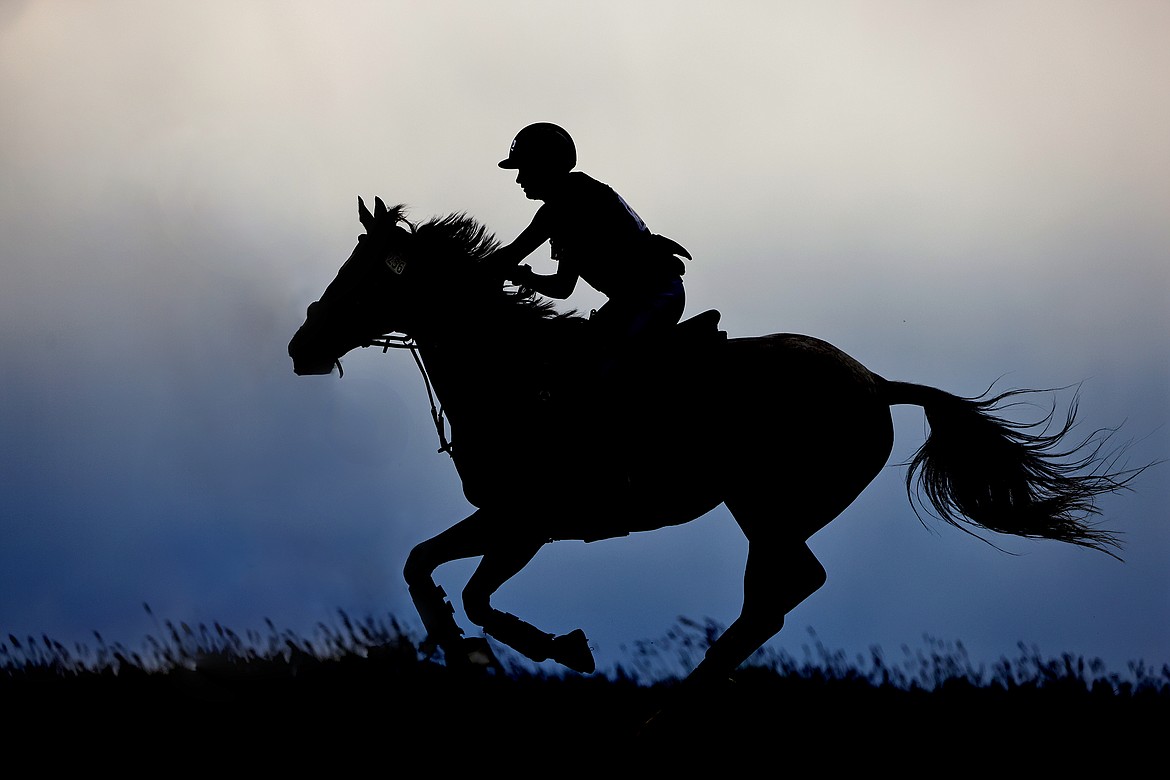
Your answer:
484,122 -> 692,376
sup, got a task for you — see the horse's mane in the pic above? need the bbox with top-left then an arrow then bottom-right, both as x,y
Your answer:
414,211 -> 500,263
397,205 -> 586,333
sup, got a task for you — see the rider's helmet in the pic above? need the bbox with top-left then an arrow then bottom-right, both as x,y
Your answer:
498,123 -> 576,172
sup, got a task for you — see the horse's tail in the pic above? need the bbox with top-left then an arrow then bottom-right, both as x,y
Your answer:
882,380 -> 1143,559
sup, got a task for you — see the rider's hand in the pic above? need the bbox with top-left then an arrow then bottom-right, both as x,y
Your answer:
509,264 -> 535,287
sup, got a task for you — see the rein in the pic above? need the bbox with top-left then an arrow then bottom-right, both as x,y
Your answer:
369,333 -> 453,457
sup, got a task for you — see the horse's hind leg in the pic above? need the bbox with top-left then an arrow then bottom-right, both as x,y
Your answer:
686,529 -> 827,687
639,514 -> 831,737
686,407 -> 892,687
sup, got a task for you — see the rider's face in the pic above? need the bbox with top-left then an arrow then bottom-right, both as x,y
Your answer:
515,166 -> 558,201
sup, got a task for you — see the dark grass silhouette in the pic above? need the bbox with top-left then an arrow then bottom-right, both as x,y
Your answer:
4,607 -> 1166,769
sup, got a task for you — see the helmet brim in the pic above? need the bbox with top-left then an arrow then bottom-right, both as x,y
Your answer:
498,158 -> 519,169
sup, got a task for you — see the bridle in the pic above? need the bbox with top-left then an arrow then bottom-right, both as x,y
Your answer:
369,333 -> 453,457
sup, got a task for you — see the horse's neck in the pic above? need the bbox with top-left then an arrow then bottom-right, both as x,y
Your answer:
413,316 -> 543,425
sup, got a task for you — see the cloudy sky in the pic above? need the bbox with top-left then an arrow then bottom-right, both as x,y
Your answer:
2,1 -> 1166,680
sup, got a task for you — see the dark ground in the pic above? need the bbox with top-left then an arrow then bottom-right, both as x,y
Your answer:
4,616 -> 1166,771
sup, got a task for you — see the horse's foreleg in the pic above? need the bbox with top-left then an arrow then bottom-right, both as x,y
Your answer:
405,580 -> 464,658
403,510 -> 500,661
463,543 -> 596,674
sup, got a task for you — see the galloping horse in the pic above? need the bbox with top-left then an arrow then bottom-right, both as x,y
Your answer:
289,196 -> 1138,686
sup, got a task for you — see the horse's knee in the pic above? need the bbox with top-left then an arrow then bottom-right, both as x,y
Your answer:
403,543 -> 435,587
461,581 -> 493,627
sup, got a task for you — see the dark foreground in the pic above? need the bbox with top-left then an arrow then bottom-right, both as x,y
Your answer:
4,615 -> 1166,771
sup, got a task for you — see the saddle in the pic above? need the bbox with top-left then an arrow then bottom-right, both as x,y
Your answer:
540,308 -> 725,405
664,308 -> 725,351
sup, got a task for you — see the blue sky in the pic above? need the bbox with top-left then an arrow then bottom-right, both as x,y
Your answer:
2,1 -> 1167,679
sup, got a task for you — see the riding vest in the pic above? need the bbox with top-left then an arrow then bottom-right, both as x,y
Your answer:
537,172 -> 689,298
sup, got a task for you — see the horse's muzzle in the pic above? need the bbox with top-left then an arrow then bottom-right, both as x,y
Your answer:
291,358 -> 337,376
288,330 -> 339,376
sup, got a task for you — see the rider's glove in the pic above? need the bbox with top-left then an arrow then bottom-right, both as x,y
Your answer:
509,264 -> 535,287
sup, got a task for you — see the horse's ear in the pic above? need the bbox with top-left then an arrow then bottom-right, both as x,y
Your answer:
374,196 -> 388,220
358,196 -> 374,232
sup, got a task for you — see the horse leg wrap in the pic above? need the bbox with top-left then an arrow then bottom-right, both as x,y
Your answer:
483,611 -> 554,663
408,582 -> 465,649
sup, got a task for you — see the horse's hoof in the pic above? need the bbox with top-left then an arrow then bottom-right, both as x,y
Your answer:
461,637 -> 499,667
418,637 -> 441,660
443,637 -> 501,672
550,628 -> 595,674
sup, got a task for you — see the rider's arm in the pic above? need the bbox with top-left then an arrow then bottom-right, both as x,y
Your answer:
485,212 -> 550,275
513,260 -> 578,299
486,207 -> 578,298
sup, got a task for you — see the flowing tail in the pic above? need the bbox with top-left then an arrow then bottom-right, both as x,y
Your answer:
883,381 -> 1145,559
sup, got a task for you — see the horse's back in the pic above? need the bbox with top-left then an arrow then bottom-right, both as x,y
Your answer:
631,329 -> 891,463
685,331 -> 886,413
665,310 -> 881,392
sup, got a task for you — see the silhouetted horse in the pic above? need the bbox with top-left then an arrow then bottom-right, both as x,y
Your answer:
289,197 -> 1138,687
